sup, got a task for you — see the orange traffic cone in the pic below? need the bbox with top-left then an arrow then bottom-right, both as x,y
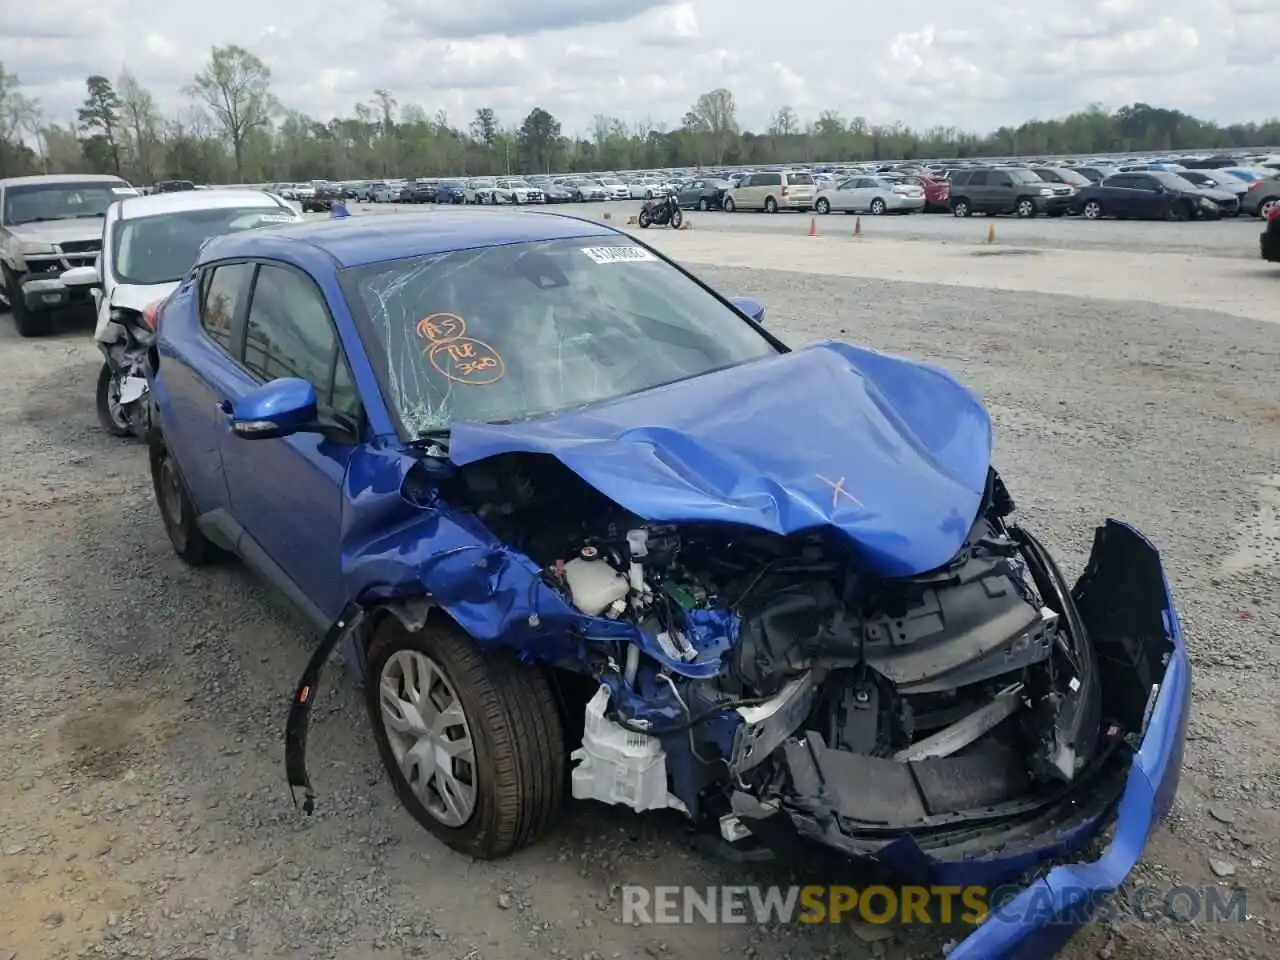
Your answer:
808,217 -> 817,237
854,216 -> 863,237
986,222 -> 996,244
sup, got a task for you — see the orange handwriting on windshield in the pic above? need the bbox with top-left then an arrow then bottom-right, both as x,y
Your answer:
416,312 -> 505,385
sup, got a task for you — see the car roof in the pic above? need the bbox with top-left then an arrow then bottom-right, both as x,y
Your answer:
0,173 -> 131,187
200,209 -> 618,269
117,188 -> 287,219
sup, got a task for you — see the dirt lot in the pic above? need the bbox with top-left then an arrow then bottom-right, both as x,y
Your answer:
1,229 -> 1277,959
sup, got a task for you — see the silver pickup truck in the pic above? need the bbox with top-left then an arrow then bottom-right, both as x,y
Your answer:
0,174 -> 139,336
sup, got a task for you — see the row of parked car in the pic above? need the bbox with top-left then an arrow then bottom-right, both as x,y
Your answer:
692,162 -> 1278,222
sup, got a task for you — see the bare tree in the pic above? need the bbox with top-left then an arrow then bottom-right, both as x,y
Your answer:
0,62 -> 40,174
690,89 -> 739,165
117,71 -> 163,184
186,45 -> 278,180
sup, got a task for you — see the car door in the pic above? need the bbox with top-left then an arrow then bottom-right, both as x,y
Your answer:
965,170 -> 991,211
985,170 -> 1015,213
219,260 -> 366,622
155,261 -> 257,519
1127,175 -> 1167,218
1103,175 -> 1143,217
678,180 -> 702,206
841,178 -> 870,211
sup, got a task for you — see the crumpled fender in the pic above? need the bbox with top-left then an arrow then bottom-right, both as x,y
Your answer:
285,443 -> 737,813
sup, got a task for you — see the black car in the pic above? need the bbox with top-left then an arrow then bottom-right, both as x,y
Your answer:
1068,166 -> 1119,184
1073,172 -> 1222,221
301,184 -> 342,213
676,178 -> 731,210
435,180 -> 466,204
155,179 -> 196,193
1262,207 -> 1280,261
399,181 -> 437,203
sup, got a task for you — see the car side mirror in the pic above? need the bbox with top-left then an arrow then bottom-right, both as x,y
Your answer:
229,378 -> 318,440
730,296 -> 766,324
61,265 -> 100,289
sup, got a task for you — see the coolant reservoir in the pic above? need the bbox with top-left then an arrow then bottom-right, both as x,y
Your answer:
563,557 -> 629,616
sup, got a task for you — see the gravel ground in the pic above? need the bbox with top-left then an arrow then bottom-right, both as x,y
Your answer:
356,200 -> 1269,258
1,259 -> 1277,959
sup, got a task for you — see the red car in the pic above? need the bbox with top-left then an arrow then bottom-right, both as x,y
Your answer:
899,174 -> 950,212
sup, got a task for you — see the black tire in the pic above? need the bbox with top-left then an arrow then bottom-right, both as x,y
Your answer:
638,209 -> 652,228
96,362 -> 135,438
764,196 -> 778,213
1016,198 -> 1036,218
1082,200 -> 1103,220
148,429 -> 228,566
1165,201 -> 1191,222
815,197 -> 830,215
366,619 -> 565,860
722,196 -> 736,212
697,198 -> 709,211
870,198 -> 886,216
670,208 -> 683,229
1259,198 -> 1278,219
4,267 -> 51,337
952,199 -> 970,218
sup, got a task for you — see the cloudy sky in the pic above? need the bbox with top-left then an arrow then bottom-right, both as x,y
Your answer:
2,0 -> 1277,136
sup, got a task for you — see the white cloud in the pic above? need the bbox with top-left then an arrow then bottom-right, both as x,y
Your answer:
0,0 -> 1277,137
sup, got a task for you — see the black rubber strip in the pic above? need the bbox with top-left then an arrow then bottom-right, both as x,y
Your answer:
285,601 -> 366,814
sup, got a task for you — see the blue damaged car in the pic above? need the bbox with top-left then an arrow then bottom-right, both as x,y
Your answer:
145,209 -> 1190,957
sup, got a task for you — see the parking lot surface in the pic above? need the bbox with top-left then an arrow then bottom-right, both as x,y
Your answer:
352,200 -> 1269,259
1,216 -> 1276,960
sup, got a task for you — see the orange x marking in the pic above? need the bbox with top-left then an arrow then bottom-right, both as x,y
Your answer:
817,474 -> 862,510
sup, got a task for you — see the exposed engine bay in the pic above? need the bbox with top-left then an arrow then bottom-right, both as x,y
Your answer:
445,453 -> 1141,859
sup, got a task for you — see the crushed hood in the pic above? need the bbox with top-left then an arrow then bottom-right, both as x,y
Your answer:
448,341 -> 993,577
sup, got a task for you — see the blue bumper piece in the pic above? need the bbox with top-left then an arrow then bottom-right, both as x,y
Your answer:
949,520 -> 1192,959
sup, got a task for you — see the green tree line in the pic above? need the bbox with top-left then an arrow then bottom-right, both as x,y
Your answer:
2,48 -> 1279,185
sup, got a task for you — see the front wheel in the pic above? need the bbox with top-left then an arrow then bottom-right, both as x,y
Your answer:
870,198 -> 887,216
96,362 -> 134,438
1016,198 -> 1036,218
722,196 -> 736,212
815,198 -> 831,215
638,209 -> 652,228
366,620 -> 565,860
1259,198 -> 1278,219
1082,200 -> 1103,220
670,208 -> 683,229
4,267 -> 51,337
764,197 -> 778,213
697,198 -> 709,211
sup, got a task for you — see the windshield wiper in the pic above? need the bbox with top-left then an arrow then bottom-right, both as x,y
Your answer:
72,212 -> 106,219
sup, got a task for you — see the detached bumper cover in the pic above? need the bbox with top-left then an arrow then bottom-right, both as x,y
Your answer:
1261,227 -> 1280,262
949,519 -> 1191,959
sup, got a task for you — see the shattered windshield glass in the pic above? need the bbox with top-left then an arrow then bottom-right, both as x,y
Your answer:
341,238 -> 778,438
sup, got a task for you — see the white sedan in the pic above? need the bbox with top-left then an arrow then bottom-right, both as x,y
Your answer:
814,175 -> 926,215
59,188 -> 304,435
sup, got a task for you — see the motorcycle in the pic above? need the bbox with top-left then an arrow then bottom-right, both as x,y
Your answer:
637,191 -> 683,229
95,303 -> 159,438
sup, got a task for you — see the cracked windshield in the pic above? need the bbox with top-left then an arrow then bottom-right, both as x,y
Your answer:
342,237 -> 777,437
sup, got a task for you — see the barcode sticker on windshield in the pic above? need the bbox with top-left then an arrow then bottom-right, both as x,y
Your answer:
112,187 -> 139,195
581,245 -> 657,264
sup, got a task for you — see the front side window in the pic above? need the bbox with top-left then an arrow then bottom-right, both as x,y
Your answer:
342,237 -> 779,438
242,264 -> 361,420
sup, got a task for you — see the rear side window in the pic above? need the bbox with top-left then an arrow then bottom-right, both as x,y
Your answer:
200,263 -> 253,351
950,171 -> 972,186
785,173 -> 814,185
737,176 -> 753,188
967,171 -> 989,186
761,173 -> 782,186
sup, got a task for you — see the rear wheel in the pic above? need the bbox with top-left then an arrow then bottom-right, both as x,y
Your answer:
148,429 -> 229,566
722,196 -> 736,212
697,198 -> 709,211
764,196 -> 778,213
366,619 -> 565,859
1016,198 -> 1036,218
952,199 -> 970,217
1258,198 -> 1277,219
670,208 -> 683,229
870,198 -> 887,216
